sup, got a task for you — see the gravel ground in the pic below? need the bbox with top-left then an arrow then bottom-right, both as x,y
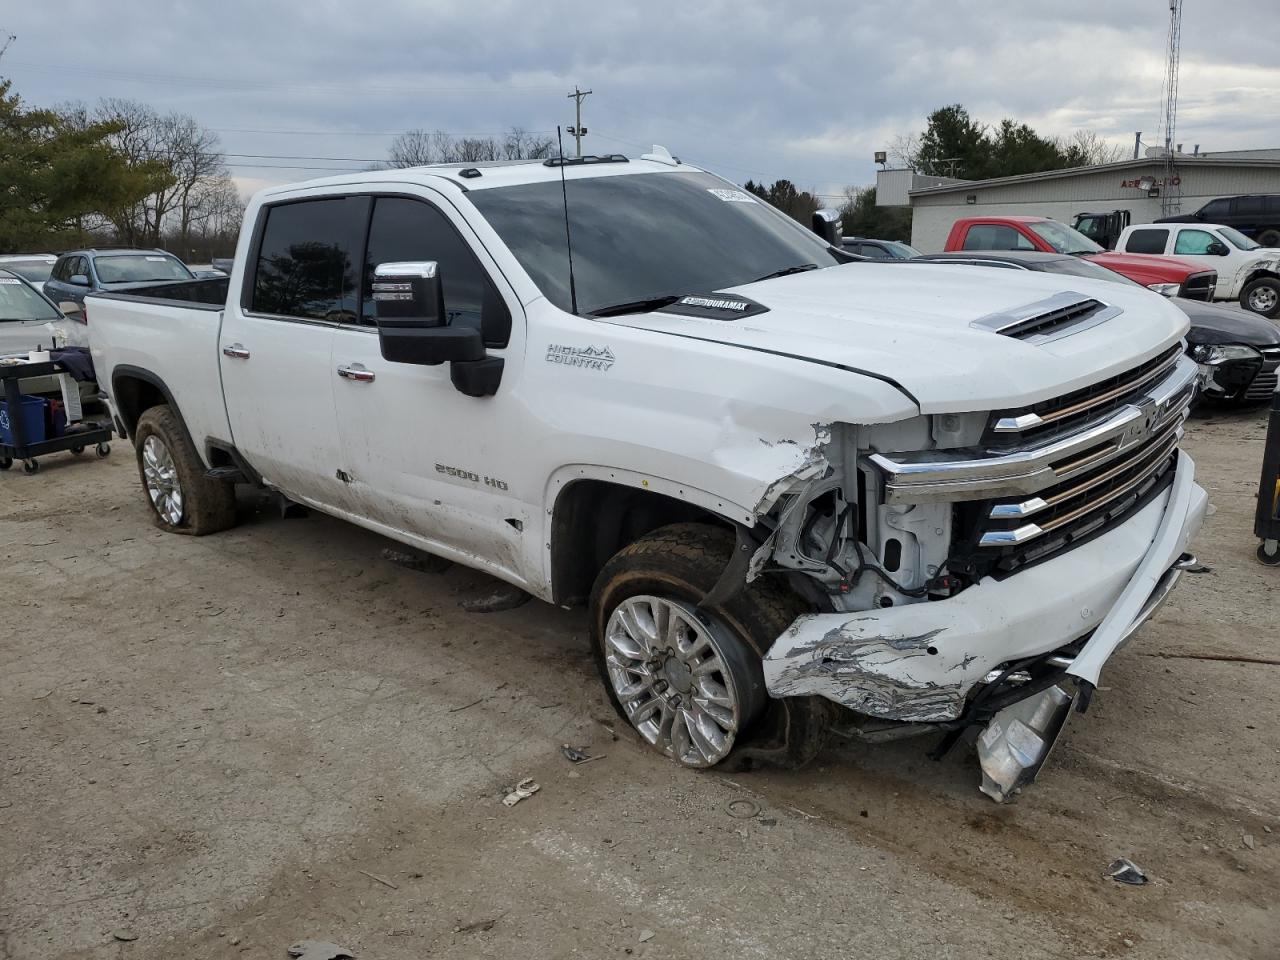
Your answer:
1,408 -> 1277,960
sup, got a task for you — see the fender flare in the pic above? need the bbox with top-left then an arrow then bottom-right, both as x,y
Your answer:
110,365 -> 201,456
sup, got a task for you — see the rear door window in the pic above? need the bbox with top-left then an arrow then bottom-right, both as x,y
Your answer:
1124,228 -> 1169,254
1235,196 -> 1265,216
250,197 -> 370,323
1265,197 -> 1280,215
962,224 -> 1034,251
361,196 -> 511,347
1199,198 -> 1230,218
1173,229 -> 1218,255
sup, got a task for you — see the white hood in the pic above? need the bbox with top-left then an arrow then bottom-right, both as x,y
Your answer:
600,262 -> 1189,414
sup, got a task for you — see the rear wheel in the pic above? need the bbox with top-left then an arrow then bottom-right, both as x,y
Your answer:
134,406 -> 236,535
1241,276 -> 1280,319
590,523 -> 832,770
1257,229 -> 1280,248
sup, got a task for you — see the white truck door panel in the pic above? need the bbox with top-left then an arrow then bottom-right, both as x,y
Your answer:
220,196 -> 370,509
1169,226 -> 1243,296
329,194 -> 531,582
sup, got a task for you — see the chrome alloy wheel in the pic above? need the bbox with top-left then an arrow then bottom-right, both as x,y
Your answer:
1248,285 -> 1279,314
604,595 -> 751,768
141,435 -> 184,526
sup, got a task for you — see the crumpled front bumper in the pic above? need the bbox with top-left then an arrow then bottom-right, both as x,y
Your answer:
762,450 -> 1208,724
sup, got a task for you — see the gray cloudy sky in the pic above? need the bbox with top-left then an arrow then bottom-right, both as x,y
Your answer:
4,0 -> 1278,200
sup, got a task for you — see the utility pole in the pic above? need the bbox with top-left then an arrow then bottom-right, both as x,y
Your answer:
566,86 -> 591,158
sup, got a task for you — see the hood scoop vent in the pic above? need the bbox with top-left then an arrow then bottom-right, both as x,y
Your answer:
971,292 -> 1118,344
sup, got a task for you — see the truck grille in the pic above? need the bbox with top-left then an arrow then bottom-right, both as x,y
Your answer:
985,345 -> 1182,447
1245,347 -> 1280,401
1179,272 -> 1217,302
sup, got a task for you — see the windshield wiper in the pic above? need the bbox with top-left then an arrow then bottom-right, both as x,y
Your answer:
749,263 -> 820,283
586,294 -> 683,318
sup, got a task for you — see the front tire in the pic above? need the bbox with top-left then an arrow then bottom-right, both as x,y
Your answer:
1241,276 -> 1280,319
589,523 -> 832,771
1256,229 -> 1280,248
134,405 -> 236,535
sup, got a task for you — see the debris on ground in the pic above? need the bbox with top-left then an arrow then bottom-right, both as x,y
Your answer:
459,583 -> 531,613
638,929 -> 655,943
561,744 -> 603,764
724,799 -> 762,820
1106,858 -> 1149,885
357,869 -> 397,889
287,940 -> 355,960
1242,834 -> 1256,850
381,547 -> 452,574
502,778 -> 540,807
1180,562 -> 1212,573
111,929 -> 138,942
455,917 -> 499,934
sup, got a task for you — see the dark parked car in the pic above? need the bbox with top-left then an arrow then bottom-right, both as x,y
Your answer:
840,237 -> 919,259
1156,195 -> 1280,248
43,248 -> 195,308
914,250 -> 1280,404
0,254 -> 59,284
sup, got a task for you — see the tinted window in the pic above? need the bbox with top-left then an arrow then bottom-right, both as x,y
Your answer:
1266,197 -> 1280,214
1125,228 -> 1169,254
362,196 -> 511,347
94,254 -> 193,284
1174,229 -> 1218,255
0,276 -> 60,321
468,171 -> 843,315
961,224 -> 1035,251
1235,196 -> 1265,216
72,257 -> 90,281
1199,198 -> 1230,217
51,257 -> 71,282
251,197 -> 369,322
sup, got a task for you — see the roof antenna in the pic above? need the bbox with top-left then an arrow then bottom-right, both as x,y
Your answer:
555,126 -> 580,315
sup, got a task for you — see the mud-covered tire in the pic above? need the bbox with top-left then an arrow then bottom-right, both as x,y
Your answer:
134,405 -> 236,535
1240,276 -> 1280,319
589,522 -> 833,771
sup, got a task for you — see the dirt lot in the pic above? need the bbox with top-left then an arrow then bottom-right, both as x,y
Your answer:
1,408 -> 1277,960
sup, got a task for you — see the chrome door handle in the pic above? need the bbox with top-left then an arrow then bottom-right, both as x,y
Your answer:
222,343 -> 250,359
337,363 -> 376,383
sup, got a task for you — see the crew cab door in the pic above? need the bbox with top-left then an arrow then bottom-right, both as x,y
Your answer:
219,194 -> 370,510
328,192 -> 531,581
1169,227 -> 1246,296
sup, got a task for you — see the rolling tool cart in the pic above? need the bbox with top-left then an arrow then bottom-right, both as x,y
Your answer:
0,356 -> 112,475
1256,380 -> 1280,565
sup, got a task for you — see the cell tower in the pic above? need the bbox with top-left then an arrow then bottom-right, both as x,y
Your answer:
1159,0 -> 1183,216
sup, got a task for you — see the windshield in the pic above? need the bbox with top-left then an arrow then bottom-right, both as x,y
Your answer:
0,276 -> 60,322
1038,256 -> 1141,287
3,260 -> 56,283
468,170 -> 844,314
1218,226 -> 1261,251
94,254 -> 194,284
1027,220 -> 1104,255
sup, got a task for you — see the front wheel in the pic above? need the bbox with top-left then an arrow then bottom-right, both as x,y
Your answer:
1256,229 -> 1280,248
134,405 -> 236,535
1241,276 -> 1280,319
590,523 -> 832,771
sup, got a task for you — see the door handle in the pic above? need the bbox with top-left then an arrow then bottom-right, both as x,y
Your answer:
222,343 -> 250,359
337,363 -> 375,383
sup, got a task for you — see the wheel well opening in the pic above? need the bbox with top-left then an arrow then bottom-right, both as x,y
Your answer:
111,375 -> 167,439
550,480 -> 732,606
1245,269 -> 1280,285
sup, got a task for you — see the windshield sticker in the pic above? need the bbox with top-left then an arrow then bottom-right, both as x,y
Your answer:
546,344 -> 615,372
707,188 -> 756,203
144,256 -> 168,262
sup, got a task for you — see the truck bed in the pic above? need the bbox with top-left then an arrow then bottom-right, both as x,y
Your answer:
86,284 -> 233,458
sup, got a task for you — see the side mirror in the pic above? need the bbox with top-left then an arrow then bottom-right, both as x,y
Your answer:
811,208 -> 842,246
69,274 -> 89,286
372,261 -> 503,397
1206,241 -> 1230,256
58,301 -> 83,317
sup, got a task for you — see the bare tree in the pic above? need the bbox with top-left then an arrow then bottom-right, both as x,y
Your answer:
387,126 -> 554,167
1062,129 -> 1127,166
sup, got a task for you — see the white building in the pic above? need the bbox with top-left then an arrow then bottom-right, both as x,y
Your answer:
878,150 -> 1280,253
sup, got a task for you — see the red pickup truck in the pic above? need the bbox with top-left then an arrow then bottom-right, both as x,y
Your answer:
944,216 -> 1217,301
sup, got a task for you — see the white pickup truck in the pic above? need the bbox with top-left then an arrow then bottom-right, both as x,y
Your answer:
1115,221 -> 1280,318
86,153 -> 1207,801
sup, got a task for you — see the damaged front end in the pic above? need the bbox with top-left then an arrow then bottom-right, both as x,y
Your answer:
747,351 -> 1206,801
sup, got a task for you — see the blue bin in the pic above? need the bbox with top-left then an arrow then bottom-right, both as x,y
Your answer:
0,395 -> 47,446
